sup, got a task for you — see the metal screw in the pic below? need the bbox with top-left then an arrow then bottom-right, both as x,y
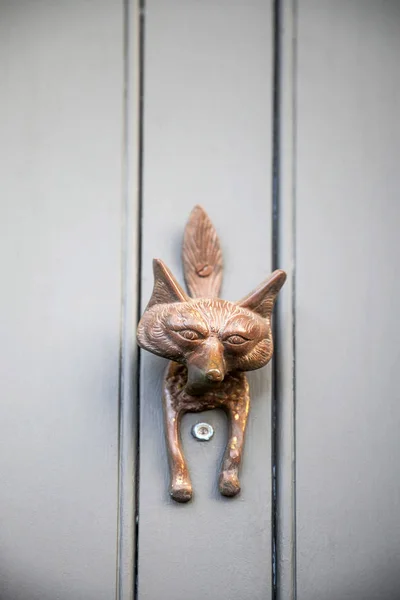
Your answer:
191,422 -> 214,441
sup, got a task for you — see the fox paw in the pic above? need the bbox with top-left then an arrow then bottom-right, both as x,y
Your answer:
170,478 -> 192,503
219,470 -> 241,497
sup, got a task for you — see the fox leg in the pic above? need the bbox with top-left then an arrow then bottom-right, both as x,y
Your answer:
163,382 -> 192,503
219,379 -> 250,497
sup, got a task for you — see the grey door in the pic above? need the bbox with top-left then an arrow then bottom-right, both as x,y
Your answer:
0,2 -> 399,600
277,2 -> 400,600
0,2 -> 129,599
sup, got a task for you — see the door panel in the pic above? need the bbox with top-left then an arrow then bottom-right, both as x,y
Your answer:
293,2 -> 400,599
3,3 -> 399,599
138,1 -> 275,599
0,2 -> 129,599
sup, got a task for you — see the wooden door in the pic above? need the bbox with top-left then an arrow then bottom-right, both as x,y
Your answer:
138,2 -> 275,599
1,2 -> 399,600
0,1 -> 139,598
277,2 -> 400,600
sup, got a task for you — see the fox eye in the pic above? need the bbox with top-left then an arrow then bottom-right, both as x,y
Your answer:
177,329 -> 203,341
224,334 -> 249,345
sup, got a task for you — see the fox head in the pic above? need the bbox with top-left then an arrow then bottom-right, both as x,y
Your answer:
137,259 -> 286,395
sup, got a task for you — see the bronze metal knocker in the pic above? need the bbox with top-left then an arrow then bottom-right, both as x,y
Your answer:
137,206 -> 286,502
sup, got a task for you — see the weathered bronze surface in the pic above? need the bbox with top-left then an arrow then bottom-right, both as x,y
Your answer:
137,206 -> 286,502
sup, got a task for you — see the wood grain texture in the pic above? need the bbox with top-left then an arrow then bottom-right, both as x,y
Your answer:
138,1 -> 274,598
294,2 -> 400,599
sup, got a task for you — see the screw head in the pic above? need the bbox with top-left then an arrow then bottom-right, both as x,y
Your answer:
191,422 -> 214,441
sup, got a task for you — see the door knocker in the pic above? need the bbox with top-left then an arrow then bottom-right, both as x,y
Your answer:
137,206 -> 286,502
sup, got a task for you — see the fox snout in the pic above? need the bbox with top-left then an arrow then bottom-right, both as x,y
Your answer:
185,337 -> 226,395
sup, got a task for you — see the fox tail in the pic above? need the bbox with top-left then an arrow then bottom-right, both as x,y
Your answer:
182,205 -> 223,298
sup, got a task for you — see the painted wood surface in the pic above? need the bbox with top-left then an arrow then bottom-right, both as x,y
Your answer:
0,2 -> 139,599
138,1 -> 275,599
2,3 -> 399,599
293,2 -> 400,599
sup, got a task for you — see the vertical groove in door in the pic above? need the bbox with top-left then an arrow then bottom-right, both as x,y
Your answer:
116,1 -> 144,598
271,2 -> 280,598
274,1 -> 297,599
134,1 -> 146,599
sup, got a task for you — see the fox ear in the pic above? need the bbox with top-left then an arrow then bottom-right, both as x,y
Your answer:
146,259 -> 189,308
237,269 -> 287,318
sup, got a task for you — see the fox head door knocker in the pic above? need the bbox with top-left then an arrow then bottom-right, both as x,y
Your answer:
137,206 -> 286,503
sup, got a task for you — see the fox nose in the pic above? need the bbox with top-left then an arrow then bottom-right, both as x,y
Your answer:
206,368 -> 224,382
